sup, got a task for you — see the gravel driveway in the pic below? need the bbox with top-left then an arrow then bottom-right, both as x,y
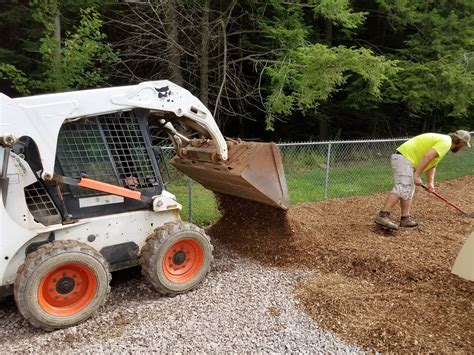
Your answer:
0,241 -> 360,353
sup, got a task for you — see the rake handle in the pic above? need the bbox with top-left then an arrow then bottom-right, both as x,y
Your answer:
421,184 -> 468,214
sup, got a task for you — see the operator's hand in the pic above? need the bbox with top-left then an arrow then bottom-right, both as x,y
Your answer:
413,175 -> 423,186
426,181 -> 435,192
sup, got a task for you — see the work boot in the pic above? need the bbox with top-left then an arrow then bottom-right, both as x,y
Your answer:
374,211 -> 398,230
400,215 -> 418,228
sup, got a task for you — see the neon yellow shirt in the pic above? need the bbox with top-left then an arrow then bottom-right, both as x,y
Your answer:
397,133 -> 451,172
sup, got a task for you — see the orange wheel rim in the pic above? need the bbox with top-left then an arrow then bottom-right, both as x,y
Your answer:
163,240 -> 204,283
38,263 -> 97,316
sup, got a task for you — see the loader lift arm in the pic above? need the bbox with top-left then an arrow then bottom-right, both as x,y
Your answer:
0,81 -> 227,178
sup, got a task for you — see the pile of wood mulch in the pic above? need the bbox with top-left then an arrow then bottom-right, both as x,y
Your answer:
208,176 -> 474,352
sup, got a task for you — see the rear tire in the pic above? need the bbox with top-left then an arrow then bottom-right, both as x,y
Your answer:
14,240 -> 111,331
140,221 -> 213,296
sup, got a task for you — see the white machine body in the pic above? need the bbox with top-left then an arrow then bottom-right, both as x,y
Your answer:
0,81 -> 227,292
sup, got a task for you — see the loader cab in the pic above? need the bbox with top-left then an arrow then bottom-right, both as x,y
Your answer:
17,109 -> 171,224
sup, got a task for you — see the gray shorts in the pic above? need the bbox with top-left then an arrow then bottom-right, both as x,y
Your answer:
390,154 -> 415,200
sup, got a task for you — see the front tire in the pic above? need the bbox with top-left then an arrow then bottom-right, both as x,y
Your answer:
140,221 -> 213,296
14,240 -> 111,331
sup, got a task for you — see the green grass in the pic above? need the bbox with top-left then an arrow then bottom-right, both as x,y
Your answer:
165,180 -> 220,225
287,161 -> 392,204
165,148 -> 473,226
433,149 -> 473,181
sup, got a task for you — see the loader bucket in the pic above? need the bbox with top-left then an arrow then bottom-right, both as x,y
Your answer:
451,231 -> 474,281
170,139 -> 289,209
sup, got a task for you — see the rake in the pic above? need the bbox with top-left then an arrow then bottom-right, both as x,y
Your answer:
421,184 -> 474,218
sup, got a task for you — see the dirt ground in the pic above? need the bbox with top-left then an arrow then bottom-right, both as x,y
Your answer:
209,176 -> 474,352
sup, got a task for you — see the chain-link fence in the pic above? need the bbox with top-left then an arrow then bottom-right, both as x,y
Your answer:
162,133 -> 474,224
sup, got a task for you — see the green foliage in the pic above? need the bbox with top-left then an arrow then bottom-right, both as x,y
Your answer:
377,0 -> 474,121
1,0 -> 471,137
251,0 -> 473,136
384,60 -> 473,116
256,1 -> 397,131
314,0 -> 367,30
32,6 -> 118,92
0,1 -> 118,95
265,44 -> 398,128
259,1 -> 309,51
0,63 -> 30,96
29,0 -> 58,30
377,0 -> 474,57
0,2 -> 41,96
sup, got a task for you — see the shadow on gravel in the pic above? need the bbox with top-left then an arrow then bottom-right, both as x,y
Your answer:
0,295 -> 15,310
110,266 -> 143,286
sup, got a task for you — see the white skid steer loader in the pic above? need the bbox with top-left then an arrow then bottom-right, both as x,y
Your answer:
0,81 -> 289,330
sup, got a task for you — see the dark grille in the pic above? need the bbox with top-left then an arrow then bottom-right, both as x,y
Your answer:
56,118 -> 118,197
99,114 -> 158,189
55,111 -> 160,198
24,181 -> 62,225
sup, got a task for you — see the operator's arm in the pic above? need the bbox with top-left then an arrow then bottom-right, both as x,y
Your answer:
425,167 -> 436,191
414,148 -> 439,186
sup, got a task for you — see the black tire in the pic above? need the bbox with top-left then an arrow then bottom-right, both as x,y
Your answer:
14,240 -> 111,331
140,221 -> 213,296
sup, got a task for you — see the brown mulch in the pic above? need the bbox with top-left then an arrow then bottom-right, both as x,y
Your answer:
208,176 -> 474,352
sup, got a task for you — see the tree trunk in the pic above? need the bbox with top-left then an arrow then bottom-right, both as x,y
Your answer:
319,118 -> 329,140
213,20 -> 227,126
53,3 -> 61,89
200,0 -> 210,106
376,12 -> 388,46
325,19 -> 332,45
319,20 -> 332,140
165,0 -> 183,86
54,10 -> 61,57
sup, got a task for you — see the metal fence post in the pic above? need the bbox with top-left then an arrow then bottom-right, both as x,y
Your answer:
188,178 -> 193,223
324,142 -> 332,200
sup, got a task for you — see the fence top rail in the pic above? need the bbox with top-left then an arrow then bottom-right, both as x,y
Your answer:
158,132 -> 473,149
277,138 -> 410,146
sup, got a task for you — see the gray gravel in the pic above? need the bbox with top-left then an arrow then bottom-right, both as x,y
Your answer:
0,241 -> 361,353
